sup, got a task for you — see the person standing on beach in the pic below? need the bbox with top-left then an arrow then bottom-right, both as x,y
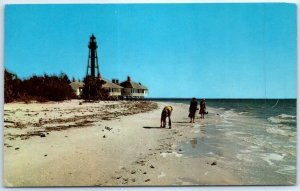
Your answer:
199,99 -> 207,119
189,98 -> 198,123
160,106 -> 173,129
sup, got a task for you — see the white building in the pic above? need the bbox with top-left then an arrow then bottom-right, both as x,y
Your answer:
70,76 -> 147,99
102,79 -> 123,98
120,76 -> 148,99
69,81 -> 84,97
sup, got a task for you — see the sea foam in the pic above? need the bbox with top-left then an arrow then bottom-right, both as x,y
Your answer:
260,153 -> 284,166
267,114 -> 296,126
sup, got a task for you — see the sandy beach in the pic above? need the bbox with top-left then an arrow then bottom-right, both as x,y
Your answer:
3,100 -> 242,186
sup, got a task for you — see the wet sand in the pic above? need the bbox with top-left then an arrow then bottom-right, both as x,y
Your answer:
3,100 -> 241,186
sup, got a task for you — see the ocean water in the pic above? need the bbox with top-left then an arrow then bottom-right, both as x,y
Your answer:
150,99 -> 297,185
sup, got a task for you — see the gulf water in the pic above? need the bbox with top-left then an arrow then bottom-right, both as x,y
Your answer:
149,98 -> 297,185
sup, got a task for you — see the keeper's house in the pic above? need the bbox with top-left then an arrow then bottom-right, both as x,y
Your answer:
102,79 -> 123,98
120,76 -> 148,99
69,76 -> 147,99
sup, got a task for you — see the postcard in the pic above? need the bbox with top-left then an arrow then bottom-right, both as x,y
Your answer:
3,3 -> 297,186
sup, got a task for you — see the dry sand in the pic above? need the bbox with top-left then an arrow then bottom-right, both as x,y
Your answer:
3,100 -> 241,186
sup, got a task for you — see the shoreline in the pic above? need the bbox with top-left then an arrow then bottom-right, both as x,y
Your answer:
3,100 -> 252,186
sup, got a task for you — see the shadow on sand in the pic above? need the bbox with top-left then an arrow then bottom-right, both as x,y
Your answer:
173,121 -> 189,124
143,126 -> 162,129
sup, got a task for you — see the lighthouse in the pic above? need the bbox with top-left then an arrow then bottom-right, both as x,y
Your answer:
86,34 -> 100,78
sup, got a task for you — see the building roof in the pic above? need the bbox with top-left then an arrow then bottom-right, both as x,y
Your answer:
120,77 -> 148,90
71,77 -> 148,90
70,81 -> 84,90
102,79 -> 123,89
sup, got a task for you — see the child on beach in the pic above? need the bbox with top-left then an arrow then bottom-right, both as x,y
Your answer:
161,106 -> 173,129
199,99 -> 207,118
189,98 -> 198,123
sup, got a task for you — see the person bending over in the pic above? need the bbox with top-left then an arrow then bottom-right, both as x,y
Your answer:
161,106 -> 173,129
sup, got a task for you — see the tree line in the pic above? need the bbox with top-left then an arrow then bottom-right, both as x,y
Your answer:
4,70 -> 76,103
4,70 -> 110,103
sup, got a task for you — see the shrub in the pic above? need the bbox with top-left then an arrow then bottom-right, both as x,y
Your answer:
4,69 -> 76,103
4,70 -> 22,103
81,76 -> 109,100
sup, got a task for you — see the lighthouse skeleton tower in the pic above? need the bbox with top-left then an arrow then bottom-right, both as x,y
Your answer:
86,34 -> 100,78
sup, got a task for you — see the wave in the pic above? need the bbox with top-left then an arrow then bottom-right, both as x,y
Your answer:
260,153 -> 285,166
267,114 -> 296,126
275,165 -> 296,176
266,126 -> 296,137
232,134 -> 296,157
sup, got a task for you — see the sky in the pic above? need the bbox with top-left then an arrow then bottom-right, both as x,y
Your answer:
4,3 -> 297,98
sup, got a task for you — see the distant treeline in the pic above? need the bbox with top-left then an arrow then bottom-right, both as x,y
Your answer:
4,70 -> 76,103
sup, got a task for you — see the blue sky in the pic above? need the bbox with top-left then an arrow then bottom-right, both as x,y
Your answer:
4,3 -> 297,98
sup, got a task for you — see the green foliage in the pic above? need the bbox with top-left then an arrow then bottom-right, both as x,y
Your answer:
82,76 -> 109,100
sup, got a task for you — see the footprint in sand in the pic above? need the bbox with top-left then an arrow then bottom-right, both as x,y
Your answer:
115,175 -> 122,180
130,170 -> 136,174
122,178 -> 128,184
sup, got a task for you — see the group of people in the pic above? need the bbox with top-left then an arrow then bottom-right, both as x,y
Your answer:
160,98 -> 207,128
189,98 -> 207,123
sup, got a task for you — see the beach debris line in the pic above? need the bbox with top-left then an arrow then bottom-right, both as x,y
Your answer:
4,101 -> 158,141
4,120 -> 14,123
